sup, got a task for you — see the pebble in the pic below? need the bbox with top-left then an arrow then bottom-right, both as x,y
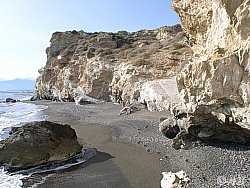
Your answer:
42,102 -> 250,188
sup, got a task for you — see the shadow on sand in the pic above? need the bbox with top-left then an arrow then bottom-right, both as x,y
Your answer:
172,133 -> 250,151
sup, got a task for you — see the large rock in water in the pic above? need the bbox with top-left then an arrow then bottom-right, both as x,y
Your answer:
162,0 -> 250,143
6,98 -> 17,103
33,25 -> 192,106
0,121 -> 83,170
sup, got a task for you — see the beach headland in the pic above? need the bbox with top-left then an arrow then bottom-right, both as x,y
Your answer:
25,101 -> 250,188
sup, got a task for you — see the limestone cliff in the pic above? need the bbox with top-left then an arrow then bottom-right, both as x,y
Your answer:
165,0 -> 250,143
34,25 -> 192,109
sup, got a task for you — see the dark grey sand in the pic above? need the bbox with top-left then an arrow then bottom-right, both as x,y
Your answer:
27,101 -> 250,188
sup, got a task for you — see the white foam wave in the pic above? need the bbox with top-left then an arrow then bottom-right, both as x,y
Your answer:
0,103 -> 48,141
0,100 -> 48,187
19,97 -> 32,101
0,116 -> 16,133
0,101 -> 97,187
0,167 -> 28,188
0,149 -> 85,188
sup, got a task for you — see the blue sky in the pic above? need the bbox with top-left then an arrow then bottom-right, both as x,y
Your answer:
0,0 -> 179,80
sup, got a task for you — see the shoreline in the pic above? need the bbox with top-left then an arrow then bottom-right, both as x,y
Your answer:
28,101 -> 169,188
25,100 -> 250,188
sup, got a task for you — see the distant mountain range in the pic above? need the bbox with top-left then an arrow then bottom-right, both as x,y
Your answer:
0,78 -> 36,91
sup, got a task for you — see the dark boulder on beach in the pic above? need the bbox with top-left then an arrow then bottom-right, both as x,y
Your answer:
159,115 -> 250,144
30,95 -> 38,101
0,121 -> 83,170
6,98 -> 17,103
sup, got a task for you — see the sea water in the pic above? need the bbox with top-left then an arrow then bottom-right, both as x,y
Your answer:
0,90 -> 34,102
0,91 -> 47,141
0,90 -> 47,188
0,91 -> 97,187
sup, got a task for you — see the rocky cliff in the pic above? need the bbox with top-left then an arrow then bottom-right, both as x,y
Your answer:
34,25 -> 192,110
163,0 -> 250,143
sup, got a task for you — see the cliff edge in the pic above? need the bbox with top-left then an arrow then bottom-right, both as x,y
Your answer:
164,0 -> 250,143
33,25 -> 192,111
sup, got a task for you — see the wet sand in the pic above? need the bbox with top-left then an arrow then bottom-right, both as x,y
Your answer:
27,101 -> 250,188
29,101 -> 168,188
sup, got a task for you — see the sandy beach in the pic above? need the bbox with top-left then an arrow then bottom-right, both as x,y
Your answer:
26,101 -> 250,188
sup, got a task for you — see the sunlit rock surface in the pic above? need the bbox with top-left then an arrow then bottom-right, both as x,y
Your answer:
167,0 -> 250,143
34,25 -> 192,108
161,170 -> 189,188
139,77 -> 180,111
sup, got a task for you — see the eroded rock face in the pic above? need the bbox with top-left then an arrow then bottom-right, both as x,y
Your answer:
168,0 -> 250,143
139,77 -> 181,111
0,121 -> 83,170
34,25 -> 192,107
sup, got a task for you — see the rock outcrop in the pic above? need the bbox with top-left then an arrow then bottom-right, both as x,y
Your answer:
139,77 -> 180,111
0,121 -> 83,170
34,25 -> 192,109
5,98 -> 17,103
164,0 -> 250,143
